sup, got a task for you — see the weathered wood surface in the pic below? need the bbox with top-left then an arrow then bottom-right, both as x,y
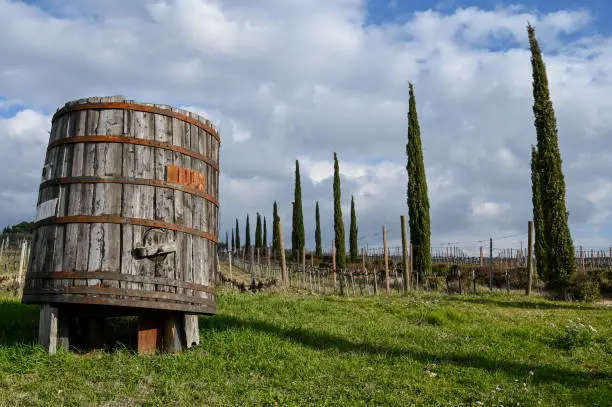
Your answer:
136,312 -> 199,355
38,304 -> 58,355
24,96 -> 220,314
138,315 -> 163,355
184,314 -> 200,347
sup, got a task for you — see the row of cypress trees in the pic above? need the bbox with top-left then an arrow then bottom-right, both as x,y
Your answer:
230,213 -> 268,256
227,86 -> 429,267
290,156 -> 358,265
226,25 -> 575,296
228,155 -> 359,264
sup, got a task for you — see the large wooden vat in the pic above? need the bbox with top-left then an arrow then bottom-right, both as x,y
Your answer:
23,96 -> 220,315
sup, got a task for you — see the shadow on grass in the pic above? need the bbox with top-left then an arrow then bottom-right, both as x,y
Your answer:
442,295 -> 601,310
200,315 -> 610,394
0,298 -> 138,352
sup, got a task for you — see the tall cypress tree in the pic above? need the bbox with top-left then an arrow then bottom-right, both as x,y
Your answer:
315,201 -> 322,258
225,231 -> 229,250
231,228 -> 235,254
531,145 -> 547,278
263,216 -> 267,257
245,214 -> 251,254
255,213 -> 262,250
407,83 -> 432,276
235,219 -> 241,255
349,195 -> 358,263
292,160 -> 305,260
333,152 -> 346,269
272,201 -> 280,260
528,24 -> 576,292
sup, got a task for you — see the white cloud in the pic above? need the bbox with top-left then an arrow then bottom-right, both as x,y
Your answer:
585,181 -> 612,205
472,200 -> 511,218
0,109 -> 49,142
0,0 -> 609,250
147,0 -> 271,57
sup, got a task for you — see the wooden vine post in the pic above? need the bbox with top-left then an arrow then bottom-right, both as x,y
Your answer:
526,221 -> 534,296
278,221 -> 287,283
16,240 -> 27,295
489,238 -> 493,292
302,248 -> 306,287
401,215 -> 409,292
332,240 -> 337,293
309,251 -> 314,290
229,250 -> 233,281
410,243 -> 414,290
383,225 -> 390,296
362,248 -> 369,295
249,246 -> 255,290
266,245 -> 271,279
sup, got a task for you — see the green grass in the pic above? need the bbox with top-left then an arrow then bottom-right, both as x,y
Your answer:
0,290 -> 611,406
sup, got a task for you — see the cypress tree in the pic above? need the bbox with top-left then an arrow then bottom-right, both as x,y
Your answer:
315,201 -> 322,258
245,214 -> 251,254
231,228 -> 235,254
255,213 -> 262,250
349,195 -> 358,263
406,83 -> 432,276
528,24 -> 576,292
292,160 -> 305,260
531,145 -> 547,278
235,219 -> 240,255
272,201 -> 280,259
333,152 -> 346,269
225,231 -> 229,251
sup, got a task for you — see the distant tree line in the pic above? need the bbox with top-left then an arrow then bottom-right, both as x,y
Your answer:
2,221 -> 35,234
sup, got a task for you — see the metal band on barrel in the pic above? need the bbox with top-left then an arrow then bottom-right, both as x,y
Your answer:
51,102 -> 220,143
28,271 -> 216,295
39,176 -> 219,207
47,135 -> 219,171
23,286 -> 215,307
22,294 -> 216,314
35,215 -> 219,243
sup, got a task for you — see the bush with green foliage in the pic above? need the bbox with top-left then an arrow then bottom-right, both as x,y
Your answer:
569,272 -> 601,303
431,263 -> 451,276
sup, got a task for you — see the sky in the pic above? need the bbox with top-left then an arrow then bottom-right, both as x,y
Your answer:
1,0 -> 611,254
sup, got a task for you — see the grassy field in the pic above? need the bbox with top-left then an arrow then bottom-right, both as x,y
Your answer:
0,290 -> 610,406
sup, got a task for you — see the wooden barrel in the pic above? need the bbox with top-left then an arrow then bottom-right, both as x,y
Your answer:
22,96 -> 220,315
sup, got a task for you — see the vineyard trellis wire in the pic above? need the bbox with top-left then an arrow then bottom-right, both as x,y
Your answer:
1,231 -> 610,299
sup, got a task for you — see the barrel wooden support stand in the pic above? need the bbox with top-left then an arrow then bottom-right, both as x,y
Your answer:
38,304 -> 59,355
38,304 -> 200,355
137,313 -> 200,354
37,304 -> 72,355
